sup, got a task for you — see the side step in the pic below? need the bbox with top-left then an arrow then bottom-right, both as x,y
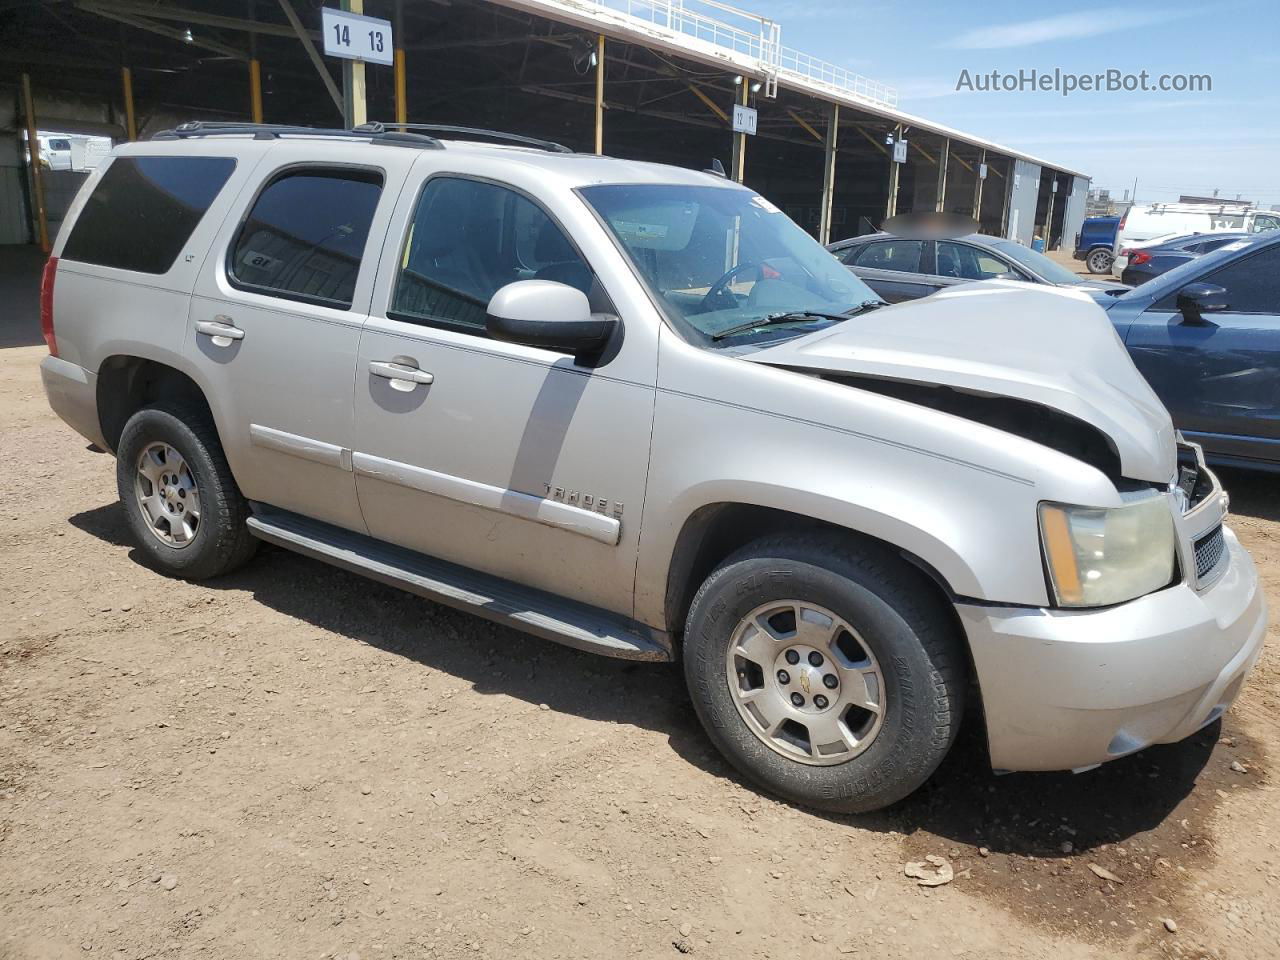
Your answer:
245,507 -> 673,662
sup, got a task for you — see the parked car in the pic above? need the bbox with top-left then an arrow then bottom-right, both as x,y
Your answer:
1120,232 -> 1251,286
1106,230 -> 1280,471
36,134 -> 73,171
1073,215 -> 1119,274
827,231 -> 1129,303
1114,202 -> 1280,268
40,123 -> 1264,813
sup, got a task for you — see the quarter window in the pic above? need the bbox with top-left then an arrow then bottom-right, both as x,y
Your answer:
62,156 -> 236,274
935,241 -> 1010,281
852,240 -> 922,273
230,168 -> 383,309
390,177 -> 593,332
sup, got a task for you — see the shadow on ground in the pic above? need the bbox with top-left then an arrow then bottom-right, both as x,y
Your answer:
71,499 -> 1230,863
1216,466 -> 1280,523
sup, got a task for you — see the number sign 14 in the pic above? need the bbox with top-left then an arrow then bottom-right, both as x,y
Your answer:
321,8 -> 394,67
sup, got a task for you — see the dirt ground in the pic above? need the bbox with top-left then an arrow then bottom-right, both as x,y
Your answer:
2,343 -> 1278,960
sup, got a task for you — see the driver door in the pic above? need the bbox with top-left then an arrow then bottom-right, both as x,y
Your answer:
1125,242 -> 1280,463
350,169 -> 658,617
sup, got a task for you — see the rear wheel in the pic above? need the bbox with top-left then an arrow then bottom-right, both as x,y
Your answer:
1086,248 -> 1113,274
116,402 -> 257,580
683,535 -> 965,813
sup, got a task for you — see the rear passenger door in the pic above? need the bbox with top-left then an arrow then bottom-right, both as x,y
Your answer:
350,167 -> 658,618
186,143 -> 416,533
843,239 -> 932,301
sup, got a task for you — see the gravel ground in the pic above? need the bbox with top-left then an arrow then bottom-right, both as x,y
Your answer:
2,343 -> 1278,960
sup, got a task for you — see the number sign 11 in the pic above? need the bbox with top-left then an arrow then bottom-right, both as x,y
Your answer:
321,8 -> 394,67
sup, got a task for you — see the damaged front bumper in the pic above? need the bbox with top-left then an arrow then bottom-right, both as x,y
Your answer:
958,525 -> 1265,772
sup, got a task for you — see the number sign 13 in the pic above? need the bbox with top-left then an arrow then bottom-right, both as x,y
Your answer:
321,8 -> 394,67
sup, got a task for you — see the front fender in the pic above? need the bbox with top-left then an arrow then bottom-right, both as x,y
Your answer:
634,335 -> 1124,628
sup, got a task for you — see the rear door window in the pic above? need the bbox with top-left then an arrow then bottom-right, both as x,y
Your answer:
62,156 -> 236,274
229,167 -> 383,309
851,240 -> 922,273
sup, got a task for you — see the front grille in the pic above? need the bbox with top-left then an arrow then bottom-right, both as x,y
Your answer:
1194,524 -> 1227,581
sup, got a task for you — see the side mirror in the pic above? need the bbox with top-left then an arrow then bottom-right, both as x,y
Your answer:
1175,282 -> 1228,324
486,280 -> 617,361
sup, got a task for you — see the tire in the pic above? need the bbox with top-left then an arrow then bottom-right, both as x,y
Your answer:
1086,248 -> 1113,274
683,534 -> 965,814
115,401 -> 258,580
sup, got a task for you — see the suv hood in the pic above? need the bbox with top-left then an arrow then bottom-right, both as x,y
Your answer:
748,281 -> 1176,483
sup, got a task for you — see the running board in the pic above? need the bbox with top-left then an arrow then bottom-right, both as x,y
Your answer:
245,507 -> 672,662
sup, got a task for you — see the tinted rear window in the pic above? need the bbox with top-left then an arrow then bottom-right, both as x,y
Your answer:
229,168 -> 383,309
63,156 -> 236,274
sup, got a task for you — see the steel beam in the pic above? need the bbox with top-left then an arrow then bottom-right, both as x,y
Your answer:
20,73 -> 50,253
935,137 -> 949,213
885,123 -> 902,222
818,103 -> 839,244
595,34 -> 605,155
277,0 -> 343,117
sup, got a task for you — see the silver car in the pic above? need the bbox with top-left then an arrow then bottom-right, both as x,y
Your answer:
39,122 -> 1266,813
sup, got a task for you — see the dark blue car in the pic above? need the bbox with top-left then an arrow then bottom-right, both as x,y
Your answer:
1074,215 -> 1120,274
1106,230 -> 1280,471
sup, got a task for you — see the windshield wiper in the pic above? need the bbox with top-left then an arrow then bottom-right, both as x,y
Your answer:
710,310 -> 845,342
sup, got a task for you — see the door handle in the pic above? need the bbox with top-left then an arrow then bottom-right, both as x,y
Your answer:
369,360 -> 434,386
195,317 -> 245,344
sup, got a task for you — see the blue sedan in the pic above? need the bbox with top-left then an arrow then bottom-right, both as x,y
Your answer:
1106,230 -> 1280,471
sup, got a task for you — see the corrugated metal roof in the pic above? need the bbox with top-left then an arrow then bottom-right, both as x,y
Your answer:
488,0 -> 1089,179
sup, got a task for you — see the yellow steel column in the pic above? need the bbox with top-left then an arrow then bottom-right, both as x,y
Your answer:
249,59 -> 264,123
248,0 -> 264,122
121,66 -> 137,141
393,0 -> 406,124
21,73 -> 49,254
594,34 -> 605,155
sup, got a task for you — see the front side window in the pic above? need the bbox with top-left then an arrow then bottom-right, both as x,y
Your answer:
1251,215 -> 1280,234
63,155 -> 236,274
1185,246 -> 1280,314
391,177 -> 594,332
581,184 -> 877,347
230,168 -> 383,309
853,240 -> 922,273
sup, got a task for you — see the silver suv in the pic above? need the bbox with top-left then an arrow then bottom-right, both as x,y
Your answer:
39,123 -> 1266,812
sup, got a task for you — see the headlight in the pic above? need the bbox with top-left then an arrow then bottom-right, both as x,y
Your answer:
1038,498 -> 1176,607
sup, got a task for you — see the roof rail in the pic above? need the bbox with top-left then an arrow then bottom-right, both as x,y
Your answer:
375,122 -> 573,154
150,120 -> 443,149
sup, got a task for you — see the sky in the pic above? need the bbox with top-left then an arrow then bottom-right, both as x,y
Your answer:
770,1 -> 1280,207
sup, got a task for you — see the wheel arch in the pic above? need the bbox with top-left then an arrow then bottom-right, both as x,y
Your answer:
97,355 -> 216,453
660,500 -> 967,640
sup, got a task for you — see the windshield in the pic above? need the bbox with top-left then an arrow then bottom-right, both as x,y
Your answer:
580,183 -> 879,346
986,237 -> 1085,285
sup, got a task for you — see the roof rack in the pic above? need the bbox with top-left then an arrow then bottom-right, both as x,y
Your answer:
150,120 -> 443,149
374,122 -> 573,154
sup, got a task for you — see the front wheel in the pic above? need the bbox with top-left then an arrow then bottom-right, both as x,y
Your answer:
1086,248 -> 1113,274
683,535 -> 966,813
